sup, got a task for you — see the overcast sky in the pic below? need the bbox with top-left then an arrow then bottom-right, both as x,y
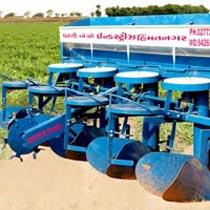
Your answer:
0,0 -> 210,16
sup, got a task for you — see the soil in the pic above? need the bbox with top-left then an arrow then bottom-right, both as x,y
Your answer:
0,146 -> 209,210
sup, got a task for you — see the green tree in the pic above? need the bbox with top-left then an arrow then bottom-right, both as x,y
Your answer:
191,5 -> 209,13
4,12 -> 15,18
147,5 -> 163,15
70,12 -> 75,16
95,4 -> 102,17
139,7 -> 150,15
105,7 -> 113,16
108,6 -> 121,16
70,11 -> 82,17
90,11 -> 95,17
75,12 -> 82,17
32,13 -> 44,18
105,4 -> 209,16
162,4 -> 179,14
46,9 -> 53,17
24,11 -> 31,18
61,13 -> 67,17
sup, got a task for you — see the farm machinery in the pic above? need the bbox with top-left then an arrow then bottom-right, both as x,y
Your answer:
1,13 -> 210,202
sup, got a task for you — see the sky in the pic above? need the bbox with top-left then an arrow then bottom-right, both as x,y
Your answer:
0,0 -> 210,16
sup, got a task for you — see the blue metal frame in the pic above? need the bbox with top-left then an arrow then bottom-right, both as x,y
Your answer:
1,13 -> 210,202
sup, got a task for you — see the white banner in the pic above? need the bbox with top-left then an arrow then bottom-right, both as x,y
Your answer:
60,25 -> 210,49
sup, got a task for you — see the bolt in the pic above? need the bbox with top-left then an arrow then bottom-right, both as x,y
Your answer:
109,130 -> 114,137
176,114 -> 181,118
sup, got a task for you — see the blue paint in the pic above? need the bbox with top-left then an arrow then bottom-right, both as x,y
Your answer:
1,13 -> 210,202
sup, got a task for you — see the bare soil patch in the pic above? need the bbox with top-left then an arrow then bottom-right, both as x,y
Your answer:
0,146 -> 209,210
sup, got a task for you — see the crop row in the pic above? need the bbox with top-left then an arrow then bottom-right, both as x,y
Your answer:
0,22 -> 62,81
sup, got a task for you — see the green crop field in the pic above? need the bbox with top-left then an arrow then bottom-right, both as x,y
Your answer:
0,22 -> 62,81
0,22 -> 64,109
0,22 -> 66,157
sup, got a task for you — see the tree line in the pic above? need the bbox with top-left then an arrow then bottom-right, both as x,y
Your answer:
0,10 -> 83,18
0,4 -> 209,19
105,4 -> 209,16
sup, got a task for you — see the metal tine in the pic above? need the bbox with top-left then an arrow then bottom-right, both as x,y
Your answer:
32,147 -> 45,160
110,130 -> 133,138
162,144 -> 184,153
1,73 -> 30,85
9,154 -> 23,162
0,139 -> 8,150
27,77 -> 40,86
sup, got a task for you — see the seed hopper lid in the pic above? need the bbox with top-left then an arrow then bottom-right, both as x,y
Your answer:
48,63 -> 84,73
115,71 -> 160,84
162,77 -> 210,91
77,66 -> 118,78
